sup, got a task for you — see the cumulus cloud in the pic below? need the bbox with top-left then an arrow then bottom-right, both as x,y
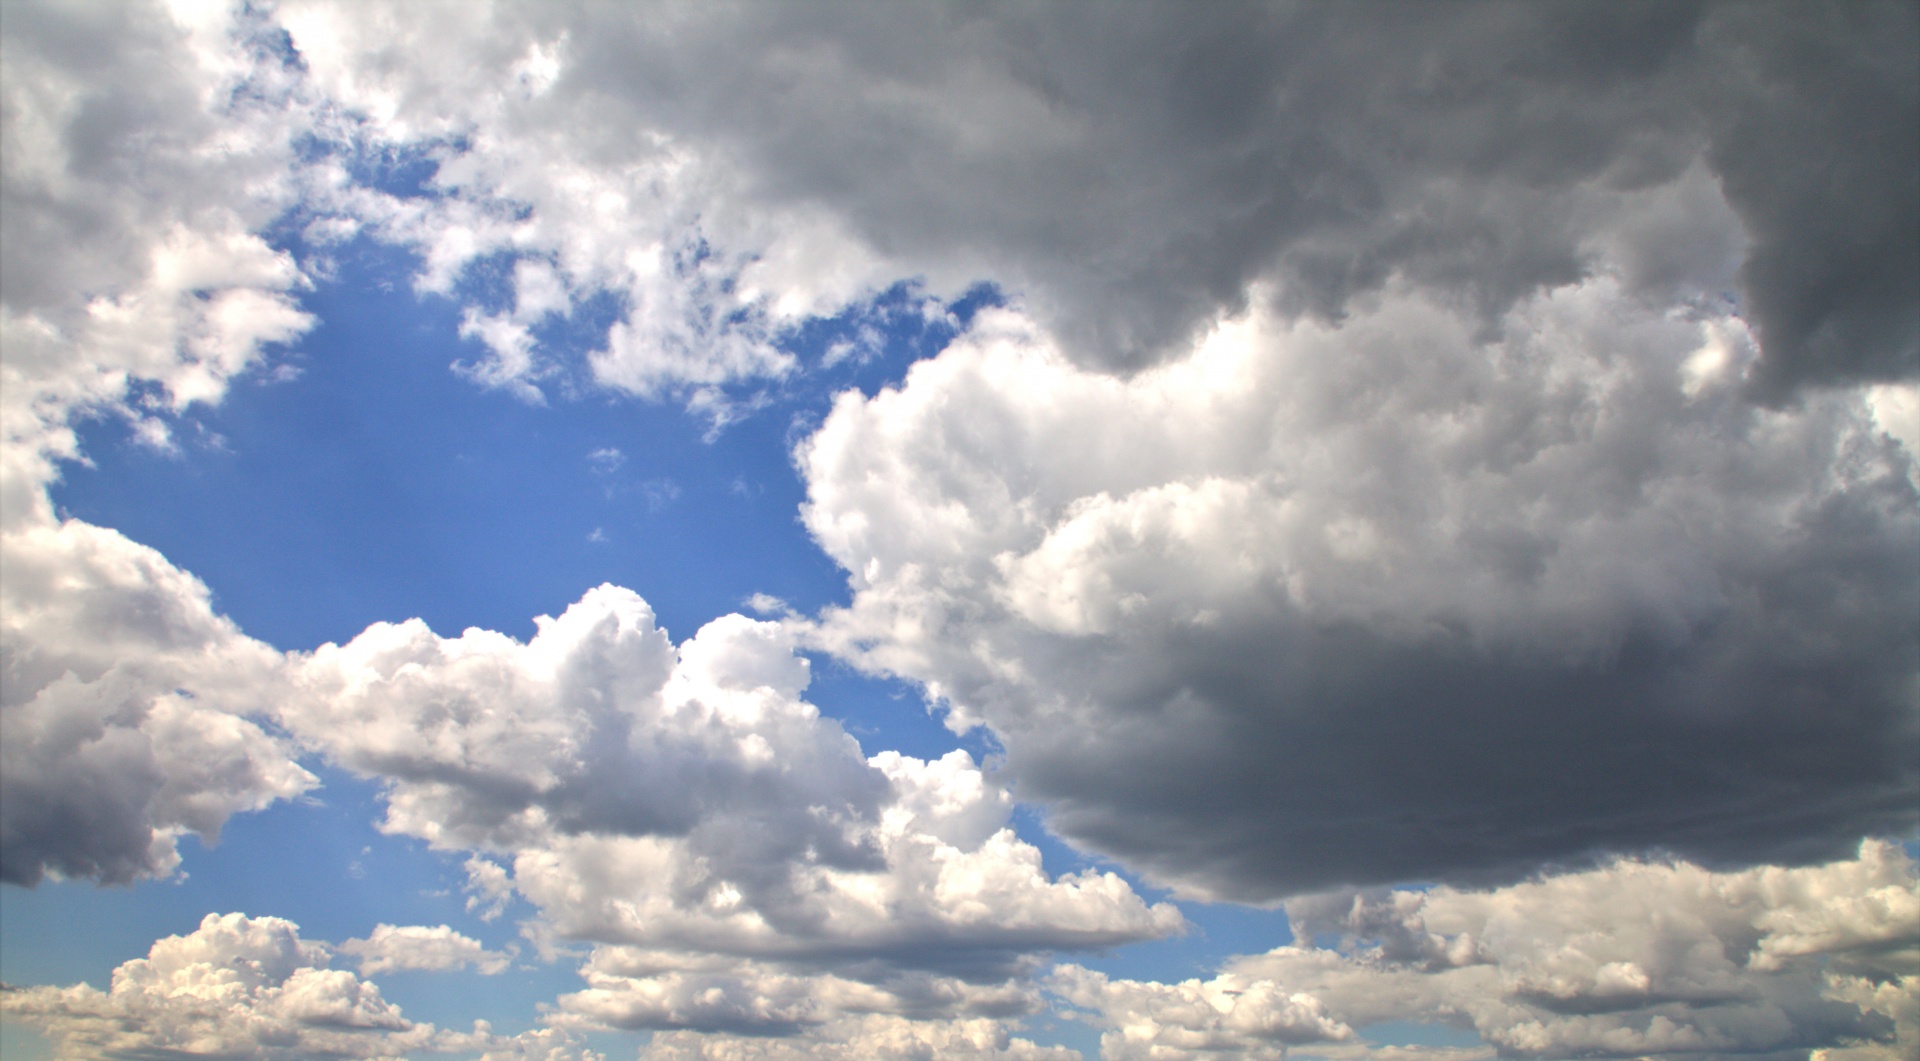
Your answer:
279,586 -> 1179,1013
338,923 -> 513,976
0,517 -> 314,885
0,912 -> 598,1060
4,3 -> 1915,1056
800,285 -> 1918,900
0,0 -> 318,523
1057,841 -> 1919,1061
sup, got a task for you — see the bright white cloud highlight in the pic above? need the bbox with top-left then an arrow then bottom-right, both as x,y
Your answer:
339,923 -> 513,976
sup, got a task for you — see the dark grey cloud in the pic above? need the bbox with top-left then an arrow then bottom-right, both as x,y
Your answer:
1701,2 -> 1920,398
1023,591 -> 1917,899
425,0 -> 1914,391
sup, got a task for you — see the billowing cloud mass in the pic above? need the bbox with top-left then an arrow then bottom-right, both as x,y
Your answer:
801,292 -> 1918,899
0,912 -> 599,1060
0,517 -> 314,885
637,1016 -> 1081,1061
266,0 -> 1913,396
1058,841 -> 1920,1061
278,586 -> 1178,1034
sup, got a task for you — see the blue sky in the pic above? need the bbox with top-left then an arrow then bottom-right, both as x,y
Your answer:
2,4 -> 1916,1060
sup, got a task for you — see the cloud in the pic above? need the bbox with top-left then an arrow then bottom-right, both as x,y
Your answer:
799,284 -> 1918,900
0,0 -> 318,525
258,1 -> 1912,405
281,587 -> 1179,987
1057,841 -> 1919,1061
0,1 -> 327,887
0,517 -> 315,885
0,912 -> 599,1060
339,923 -> 513,976
636,1015 -> 1081,1060
554,949 -> 1046,1036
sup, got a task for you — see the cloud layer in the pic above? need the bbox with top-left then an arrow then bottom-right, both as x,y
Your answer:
1060,841 -> 1919,1061
801,291 -> 1918,899
263,0 -> 1914,396
0,912 -> 597,1060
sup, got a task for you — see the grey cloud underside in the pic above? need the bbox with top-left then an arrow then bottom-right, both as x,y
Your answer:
534,0 -> 1913,388
1024,606 -> 1917,899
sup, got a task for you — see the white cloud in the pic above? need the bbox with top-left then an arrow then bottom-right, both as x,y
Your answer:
1,0 -> 319,527
797,283 -> 1918,900
280,586 -> 1179,1001
339,923 -> 513,976
0,517 -> 315,885
638,1014 -> 1081,1060
0,2 -> 332,887
1057,841 -> 1919,1061
0,912 -> 599,1060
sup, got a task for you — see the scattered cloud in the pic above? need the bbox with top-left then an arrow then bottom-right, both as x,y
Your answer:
587,447 -> 626,474
1,2 -> 1913,1057
0,913 -> 597,1060
339,923 -> 514,976
1057,841 -> 1919,1061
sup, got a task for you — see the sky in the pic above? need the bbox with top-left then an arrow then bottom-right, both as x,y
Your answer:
0,2 -> 1916,1059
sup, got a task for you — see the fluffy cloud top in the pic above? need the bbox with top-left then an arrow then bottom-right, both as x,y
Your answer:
801,288 -> 1918,900
0,912 -> 598,1060
1059,841 -> 1919,1061
278,586 -> 1179,1031
338,923 -> 513,977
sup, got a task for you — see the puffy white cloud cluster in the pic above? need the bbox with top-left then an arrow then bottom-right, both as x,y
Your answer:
338,923 -> 513,977
0,0 -> 318,520
278,586 -> 1178,1037
1057,841 -> 1920,1061
0,912 -> 600,1060
800,284 -> 1919,899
